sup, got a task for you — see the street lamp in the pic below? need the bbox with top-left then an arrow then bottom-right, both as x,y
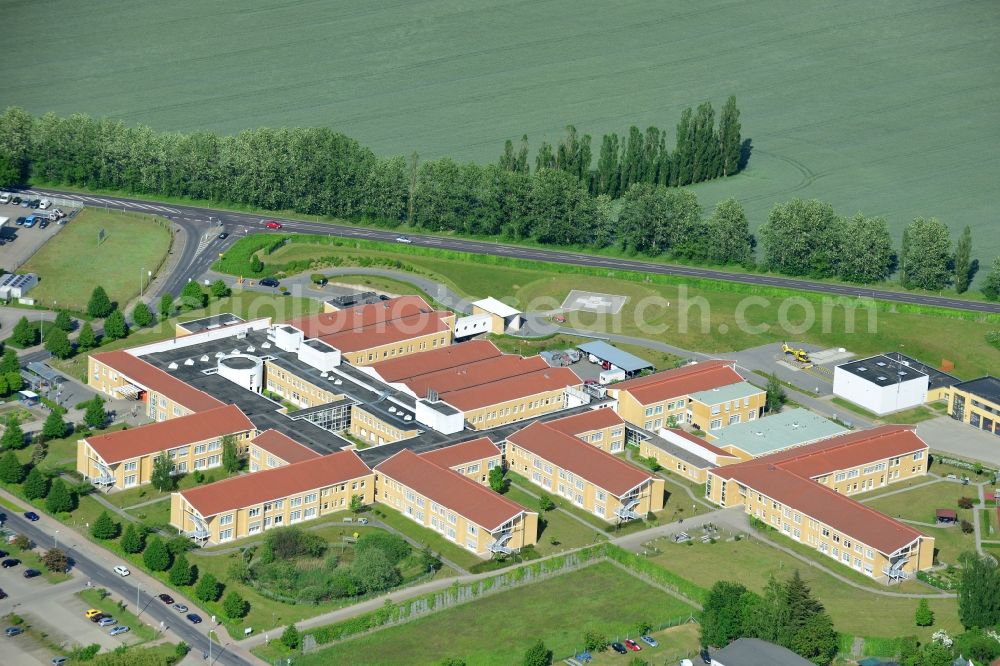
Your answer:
140,268 -> 151,297
53,530 -> 59,550
136,580 -> 142,617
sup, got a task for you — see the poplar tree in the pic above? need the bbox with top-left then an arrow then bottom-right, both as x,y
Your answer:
953,225 -> 973,294
717,95 -> 742,177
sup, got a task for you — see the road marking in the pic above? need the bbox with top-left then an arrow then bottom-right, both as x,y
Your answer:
194,233 -> 215,256
128,202 -> 153,210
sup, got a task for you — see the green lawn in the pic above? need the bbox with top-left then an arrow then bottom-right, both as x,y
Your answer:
278,562 -> 696,666
500,483 -> 607,555
6,1 -> 999,262
982,507 -> 999,541
20,209 -> 172,311
830,398 -> 946,425
369,506 -> 485,572
645,537 -> 960,640
863,480 -> 978,525
242,237 -> 1000,378
123,498 -> 171,531
104,468 -> 240,510
325,275 -> 434,302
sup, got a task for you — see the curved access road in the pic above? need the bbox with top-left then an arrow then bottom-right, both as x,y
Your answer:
18,187 -> 1000,315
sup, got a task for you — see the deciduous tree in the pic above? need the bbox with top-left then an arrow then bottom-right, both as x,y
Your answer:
2,416 -> 25,450
223,591 -> 249,619
143,535 -> 171,572
41,548 -> 68,573
488,466 -> 505,493
53,310 -> 73,331
77,322 -> 97,351
151,452 -> 174,491
953,225 -> 973,294
839,213 -> 894,283
181,281 -> 207,310
158,292 -> 175,318
900,217 -> 952,291
91,510 -> 120,540
42,410 -> 68,439
84,396 -> 106,429
44,327 -> 72,359
103,309 -> 128,341
760,199 -> 843,278
210,280 -> 231,299
195,572 -> 223,602
522,640 -> 552,666
958,551 -> 1000,629
132,301 -> 154,328
221,434 -> 240,473
120,523 -> 145,554
982,256 -> 1000,301
12,316 -> 38,346
281,624 -> 300,650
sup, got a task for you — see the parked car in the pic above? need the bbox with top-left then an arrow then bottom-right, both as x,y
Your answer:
264,220 -> 282,230
84,609 -> 103,619
11,196 -> 21,205
47,211 -> 59,221
172,603 -> 188,613
639,635 -> 658,647
2,559 -> 20,568
0,588 -> 7,599
39,220 -> 49,229
5,626 -> 23,636
22,217 -> 35,228
395,236 -> 412,243
0,193 -> 9,204
97,617 -> 117,627
158,593 -> 174,604
22,569 -> 40,579
0,550 -> 7,558
611,642 -> 627,655
108,626 -> 129,636
186,613 -> 202,624
52,658 -> 68,665
23,511 -> 39,521
89,614 -> 108,623
624,639 -> 641,651
38,199 -> 51,210
14,217 -> 24,226
218,232 -> 229,239
28,199 -> 41,209
259,277 -> 279,288
700,648 -> 712,664
113,565 -> 130,577
51,208 -> 65,218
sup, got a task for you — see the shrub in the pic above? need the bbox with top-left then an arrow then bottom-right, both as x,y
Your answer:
961,520 -> 974,534
958,497 -> 975,509
223,591 -> 250,619
355,532 -> 411,565
281,624 -> 300,650
538,494 -> 555,512
42,548 -> 69,573
195,573 -> 223,602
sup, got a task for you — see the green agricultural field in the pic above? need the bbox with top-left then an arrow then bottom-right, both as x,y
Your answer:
5,1 -> 999,260
284,562 -> 696,666
245,237 -> 1000,378
646,537 -> 960,640
20,209 -> 172,311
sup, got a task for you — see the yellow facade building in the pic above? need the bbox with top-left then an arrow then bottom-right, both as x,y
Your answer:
78,405 -> 255,490
375,449 -> 537,557
419,437 -> 503,484
248,429 -> 322,471
948,376 -> 1000,436
172,450 -> 374,543
506,421 -> 664,523
706,426 -> 934,582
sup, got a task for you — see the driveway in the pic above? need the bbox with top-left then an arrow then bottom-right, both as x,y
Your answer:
918,416 -> 1000,467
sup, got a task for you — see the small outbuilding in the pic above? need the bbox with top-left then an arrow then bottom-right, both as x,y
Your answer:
576,340 -> 653,377
936,509 -> 958,525
471,297 -> 523,333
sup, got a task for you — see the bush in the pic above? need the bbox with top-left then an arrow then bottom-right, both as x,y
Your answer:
958,497 -> 975,509
195,573 -> 223,602
42,548 -> 69,572
538,494 -> 555,512
355,532 -> 411,565
223,591 -> 250,619
73,643 -> 101,661
961,520 -> 974,534
281,624 -> 300,650
263,526 -> 327,560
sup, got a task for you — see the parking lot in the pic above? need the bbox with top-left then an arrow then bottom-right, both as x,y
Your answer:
0,570 -> 142,662
0,198 -> 76,273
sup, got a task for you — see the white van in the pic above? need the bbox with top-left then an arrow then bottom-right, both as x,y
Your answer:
0,193 -> 10,205
38,199 -> 51,210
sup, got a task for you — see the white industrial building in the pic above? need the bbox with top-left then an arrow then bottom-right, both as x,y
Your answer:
833,354 -> 929,415
0,273 -> 39,299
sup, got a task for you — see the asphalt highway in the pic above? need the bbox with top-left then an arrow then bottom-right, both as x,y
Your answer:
1,510 -> 251,666
19,187 -> 1000,314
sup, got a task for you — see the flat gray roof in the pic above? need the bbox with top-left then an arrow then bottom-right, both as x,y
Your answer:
576,341 -> 653,373
710,408 -> 847,457
882,352 -> 958,391
711,638 -> 814,666
177,314 -> 246,333
689,381 -> 761,406
954,376 -> 1000,405
838,355 -> 927,388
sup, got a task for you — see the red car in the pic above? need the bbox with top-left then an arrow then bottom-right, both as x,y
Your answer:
264,220 -> 283,230
624,639 -> 641,652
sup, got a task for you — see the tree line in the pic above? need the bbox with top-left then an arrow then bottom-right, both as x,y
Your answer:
1,107 -> 997,296
499,95 -> 744,196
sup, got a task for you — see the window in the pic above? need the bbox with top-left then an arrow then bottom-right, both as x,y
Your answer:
194,444 -> 207,455
289,510 -> 302,523
248,522 -> 261,535
219,529 -> 233,541
913,451 -> 924,460
834,472 -> 846,482
728,414 -> 740,425
710,419 -> 722,430
468,524 -> 476,535
305,493 -> 317,504
290,497 -> 302,508
124,475 -> 137,487
248,507 -> 260,518
448,512 -> 457,525
124,461 -> 137,472
219,514 -> 233,526
303,507 -> 316,519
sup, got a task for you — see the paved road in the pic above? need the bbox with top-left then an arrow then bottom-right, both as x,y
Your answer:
0,508 -> 255,666
17,188 -> 1000,315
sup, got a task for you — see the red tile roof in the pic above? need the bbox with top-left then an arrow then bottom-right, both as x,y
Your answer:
403,355 -> 548,398
507,421 -> 653,497
544,408 -> 624,436
759,426 -> 927,479
180,450 -> 371,517
614,360 -> 743,404
420,437 -> 501,469
92,350 -> 223,413
250,430 -> 321,465
440,366 -> 579,411
317,311 -> 453,354
288,296 -> 435,338
711,426 -> 932,554
372,340 -> 502,382
85,405 -> 253,465
376,450 -> 528,530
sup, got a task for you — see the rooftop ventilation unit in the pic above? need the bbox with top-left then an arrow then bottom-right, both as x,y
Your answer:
231,349 -> 240,355
877,376 -> 887,381
236,331 -> 247,340
167,362 -> 178,370
200,355 -> 209,362
184,359 -> 194,366
388,406 -> 397,413
320,372 -> 329,379
215,352 -> 225,358
404,415 -> 413,422
857,366 -> 867,371
246,346 -> 255,353
334,379 -> 343,385
261,342 -> 271,349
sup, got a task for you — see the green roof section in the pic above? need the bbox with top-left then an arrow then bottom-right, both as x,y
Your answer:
709,408 -> 847,458
688,381 -> 763,406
